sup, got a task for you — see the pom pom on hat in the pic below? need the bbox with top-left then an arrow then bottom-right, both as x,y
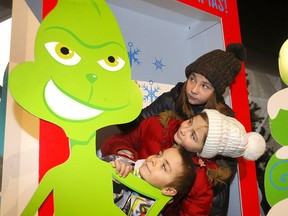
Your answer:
226,43 -> 246,61
185,43 -> 247,96
244,132 -> 266,160
199,109 -> 266,161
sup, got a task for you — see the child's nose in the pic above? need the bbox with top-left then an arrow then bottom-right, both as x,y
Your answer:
182,124 -> 192,132
151,157 -> 156,166
191,84 -> 200,94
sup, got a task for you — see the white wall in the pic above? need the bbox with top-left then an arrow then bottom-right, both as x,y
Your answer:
0,18 -> 11,87
108,1 -> 222,85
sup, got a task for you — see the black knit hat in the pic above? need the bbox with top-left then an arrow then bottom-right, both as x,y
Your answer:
185,43 -> 246,96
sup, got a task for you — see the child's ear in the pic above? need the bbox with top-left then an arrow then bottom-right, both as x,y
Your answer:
161,187 -> 177,196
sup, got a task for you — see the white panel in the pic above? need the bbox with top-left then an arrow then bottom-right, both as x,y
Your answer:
0,18 -> 11,87
107,0 -> 223,85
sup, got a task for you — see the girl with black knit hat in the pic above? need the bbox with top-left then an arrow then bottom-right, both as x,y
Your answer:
118,43 -> 246,130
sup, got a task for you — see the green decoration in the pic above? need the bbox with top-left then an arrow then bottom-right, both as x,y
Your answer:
8,0 -> 172,215
265,39 -> 288,211
264,153 -> 288,206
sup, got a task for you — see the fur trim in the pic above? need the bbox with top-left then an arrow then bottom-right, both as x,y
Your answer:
158,111 -> 181,128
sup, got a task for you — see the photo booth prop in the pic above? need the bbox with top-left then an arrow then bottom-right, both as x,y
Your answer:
0,0 -> 261,215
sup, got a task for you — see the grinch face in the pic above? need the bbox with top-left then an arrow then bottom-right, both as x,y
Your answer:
8,0 -> 142,141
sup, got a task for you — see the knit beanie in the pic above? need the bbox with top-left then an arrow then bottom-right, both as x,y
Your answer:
185,43 -> 246,96
199,109 -> 266,161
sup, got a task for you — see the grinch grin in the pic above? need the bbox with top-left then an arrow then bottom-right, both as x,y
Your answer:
44,79 -> 103,120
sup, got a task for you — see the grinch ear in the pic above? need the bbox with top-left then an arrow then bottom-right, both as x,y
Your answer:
161,187 -> 177,196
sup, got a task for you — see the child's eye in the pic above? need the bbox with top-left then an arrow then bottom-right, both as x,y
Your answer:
191,133 -> 196,141
194,134 -> 197,141
162,164 -> 166,171
190,77 -> 196,82
157,151 -> 163,157
203,84 -> 211,89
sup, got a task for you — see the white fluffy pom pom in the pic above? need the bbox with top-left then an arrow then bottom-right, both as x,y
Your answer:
244,132 -> 266,161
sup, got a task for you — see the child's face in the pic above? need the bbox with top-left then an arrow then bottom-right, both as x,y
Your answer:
185,72 -> 214,105
174,115 -> 208,153
139,148 -> 183,189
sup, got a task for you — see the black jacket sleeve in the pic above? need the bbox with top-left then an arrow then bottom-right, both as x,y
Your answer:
210,156 -> 238,216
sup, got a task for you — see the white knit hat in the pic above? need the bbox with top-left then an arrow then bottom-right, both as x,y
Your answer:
198,109 -> 266,161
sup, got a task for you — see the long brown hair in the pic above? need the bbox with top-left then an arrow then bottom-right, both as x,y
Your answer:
207,165 -> 232,185
176,81 -> 193,118
199,112 -> 232,185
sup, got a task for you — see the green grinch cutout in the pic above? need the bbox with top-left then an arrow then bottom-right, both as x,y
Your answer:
8,0 -> 172,215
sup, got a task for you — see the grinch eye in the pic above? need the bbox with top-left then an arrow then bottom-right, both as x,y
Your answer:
45,42 -> 81,66
97,55 -> 125,72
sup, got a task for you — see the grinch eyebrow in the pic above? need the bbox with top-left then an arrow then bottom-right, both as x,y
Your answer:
44,26 -> 126,50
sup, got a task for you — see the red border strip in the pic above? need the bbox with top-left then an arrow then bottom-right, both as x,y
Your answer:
178,0 -> 260,215
40,2 -> 69,215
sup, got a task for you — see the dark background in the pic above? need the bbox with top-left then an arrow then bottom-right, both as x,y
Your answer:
238,0 -> 288,57
237,0 -> 288,75
237,1 -> 287,214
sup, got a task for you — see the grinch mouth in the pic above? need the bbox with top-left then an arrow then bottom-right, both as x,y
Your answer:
44,79 -> 103,120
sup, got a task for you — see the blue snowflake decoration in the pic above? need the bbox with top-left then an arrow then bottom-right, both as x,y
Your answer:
127,42 -> 141,67
152,57 -> 165,71
142,80 -> 160,103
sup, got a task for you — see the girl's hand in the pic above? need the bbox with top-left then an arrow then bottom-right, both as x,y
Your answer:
110,159 -> 132,178
118,150 -> 134,159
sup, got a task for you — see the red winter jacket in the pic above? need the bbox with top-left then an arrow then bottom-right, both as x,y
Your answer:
101,114 -> 218,215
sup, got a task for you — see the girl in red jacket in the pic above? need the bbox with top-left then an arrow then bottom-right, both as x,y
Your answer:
101,110 -> 265,215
